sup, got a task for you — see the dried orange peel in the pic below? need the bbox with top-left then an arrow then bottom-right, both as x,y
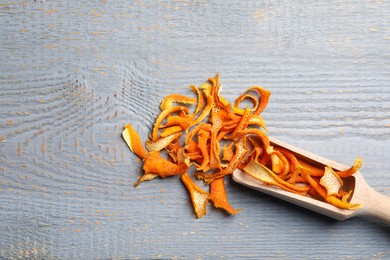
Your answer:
209,177 -> 242,215
181,173 -> 209,218
122,74 -> 363,218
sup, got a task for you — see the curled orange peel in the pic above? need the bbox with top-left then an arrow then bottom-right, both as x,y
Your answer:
275,148 -> 299,175
336,156 -> 362,178
134,173 -> 158,187
221,142 -> 235,162
152,106 -> 189,141
195,137 -> 248,184
190,84 -> 204,116
192,85 -> 214,126
160,115 -> 193,130
145,132 -> 182,152
197,129 -> 211,171
297,159 -> 325,177
160,94 -> 196,111
234,93 -> 259,113
160,125 -> 183,137
208,74 -> 226,109
122,124 -> 147,159
227,107 -> 252,141
243,158 -> 309,195
320,166 -> 343,196
325,195 -> 362,210
143,151 -> 189,178
181,173 -> 209,218
209,177 -> 241,215
247,137 -> 264,162
245,86 -> 271,116
240,128 -> 271,154
248,115 -> 267,131
270,150 -> 290,177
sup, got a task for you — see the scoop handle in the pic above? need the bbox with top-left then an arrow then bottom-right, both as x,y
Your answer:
361,186 -> 390,224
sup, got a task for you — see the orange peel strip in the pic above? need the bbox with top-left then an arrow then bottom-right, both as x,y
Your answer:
143,151 -> 189,178
325,195 -> 362,210
160,125 -> 183,138
160,94 -> 196,111
247,137 -> 264,162
192,87 -> 214,126
319,166 -> 343,196
196,137 -> 248,184
122,124 -> 148,159
190,84 -> 204,116
152,106 -> 189,141
145,132 -> 182,152
245,86 -> 271,116
274,148 -> 299,175
186,139 -> 200,153
270,150 -> 290,177
221,118 -> 240,131
243,158 -> 309,194
297,159 -> 325,177
248,115 -> 267,131
134,172 -> 158,187
221,142 -> 235,162
197,129 -> 211,171
166,138 -> 181,160
227,107 -> 252,141
208,74 -> 226,109
234,93 -> 259,113
240,128 -> 271,154
341,190 -> 353,202
216,129 -> 234,142
159,115 -> 193,130
181,173 -> 210,218
209,177 -> 242,215
336,156 -> 362,178
208,110 -> 224,170
185,123 -> 211,148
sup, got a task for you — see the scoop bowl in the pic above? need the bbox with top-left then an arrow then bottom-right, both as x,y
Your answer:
232,137 -> 390,224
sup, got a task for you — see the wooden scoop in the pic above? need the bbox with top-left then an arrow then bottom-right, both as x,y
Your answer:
232,137 -> 390,224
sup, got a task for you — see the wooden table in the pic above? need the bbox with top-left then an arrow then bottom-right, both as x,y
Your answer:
1,1 -> 389,259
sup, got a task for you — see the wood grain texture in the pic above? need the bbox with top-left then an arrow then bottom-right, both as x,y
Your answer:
1,0 -> 389,259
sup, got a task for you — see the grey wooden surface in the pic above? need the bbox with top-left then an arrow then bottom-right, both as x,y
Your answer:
1,0 -> 390,259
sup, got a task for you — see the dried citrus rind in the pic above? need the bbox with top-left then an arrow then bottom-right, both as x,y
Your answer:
123,74 -> 363,218
234,94 -> 259,113
160,125 -> 183,137
336,156 -> 362,178
145,132 -> 182,152
320,166 -> 343,196
325,195 -> 362,210
195,137 -> 248,184
197,129 -> 211,171
143,151 -> 189,178
221,142 -> 235,162
243,158 -> 309,195
122,124 -> 147,159
181,173 -> 209,218
160,94 -> 196,111
134,172 -> 158,187
152,106 -> 189,141
209,177 -> 241,215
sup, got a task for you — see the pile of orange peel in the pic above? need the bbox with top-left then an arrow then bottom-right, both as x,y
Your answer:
122,74 -> 362,218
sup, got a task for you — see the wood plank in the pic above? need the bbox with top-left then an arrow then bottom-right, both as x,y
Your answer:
1,0 -> 389,259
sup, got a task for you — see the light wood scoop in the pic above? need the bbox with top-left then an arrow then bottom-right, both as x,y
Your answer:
232,137 -> 390,224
